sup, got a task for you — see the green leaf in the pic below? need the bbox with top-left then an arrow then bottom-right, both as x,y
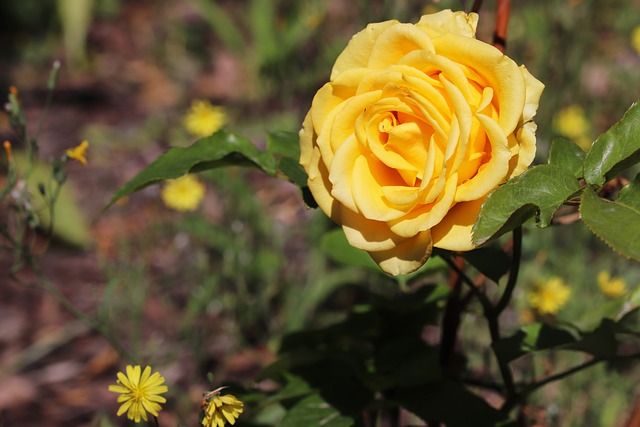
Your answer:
472,164 -> 581,245
564,318 -> 622,358
394,380 -> 513,427
548,137 -> 586,179
369,341 -> 441,390
267,130 -> 300,159
267,131 -> 308,187
106,130 -> 276,209
15,155 -> 90,247
619,307 -> 640,333
584,101 -> 640,186
492,323 -> 576,364
617,173 -> 640,211
279,394 -> 355,427
262,373 -> 314,407
461,246 -> 511,283
579,185 -> 640,261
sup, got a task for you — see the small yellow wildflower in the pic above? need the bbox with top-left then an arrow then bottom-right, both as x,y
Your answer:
528,277 -> 571,315
65,140 -> 89,165
632,25 -> 640,56
597,271 -> 628,298
201,389 -> 244,427
161,175 -> 206,211
553,105 -> 592,151
184,100 -> 226,138
108,365 -> 168,423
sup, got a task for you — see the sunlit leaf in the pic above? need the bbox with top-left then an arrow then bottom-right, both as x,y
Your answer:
106,130 -> 276,209
472,164 -> 581,245
583,101 -> 640,186
279,394 -> 354,427
15,154 -> 90,247
267,130 -> 300,159
580,184 -> 640,261
261,373 -> 314,407
548,137 -> 586,179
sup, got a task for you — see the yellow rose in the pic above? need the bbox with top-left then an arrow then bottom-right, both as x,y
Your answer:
300,10 -> 544,275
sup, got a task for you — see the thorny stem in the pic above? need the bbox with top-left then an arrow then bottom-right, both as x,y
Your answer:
471,0 -> 511,52
471,0 -> 484,14
503,353 -> 640,412
493,226 -> 522,316
439,256 -> 464,372
493,0 -> 511,53
439,230 -> 523,408
440,255 -> 492,313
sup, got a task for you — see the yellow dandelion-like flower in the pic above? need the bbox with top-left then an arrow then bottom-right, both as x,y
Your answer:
161,175 -> 206,212
201,390 -> 244,427
528,277 -> 571,315
184,100 -> 226,138
108,365 -> 168,423
597,271 -> 628,298
65,140 -> 89,165
553,105 -> 592,151
632,25 -> 640,56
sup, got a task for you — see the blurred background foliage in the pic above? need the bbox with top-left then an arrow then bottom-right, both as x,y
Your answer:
1,0 -> 639,426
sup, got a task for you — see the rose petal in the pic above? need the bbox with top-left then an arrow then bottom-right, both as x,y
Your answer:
455,113 -> 510,201
431,198 -> 485,251
340,208 -> 402,252
329,134 -> 360,212
369,230 -> 433,275
433,33 -> 525,135
389,174 -> 458,237
307,146 -> 338,217
367,23 -> 435,69
351,155 -> 408,221
332,20 -> 399,80
416,10 -> 478,39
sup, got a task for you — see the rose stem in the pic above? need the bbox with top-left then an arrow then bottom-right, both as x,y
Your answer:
439,255 -> 518,406
493,226 -> 522,316
439,256 -> 464,372
493,0 -> 511,53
